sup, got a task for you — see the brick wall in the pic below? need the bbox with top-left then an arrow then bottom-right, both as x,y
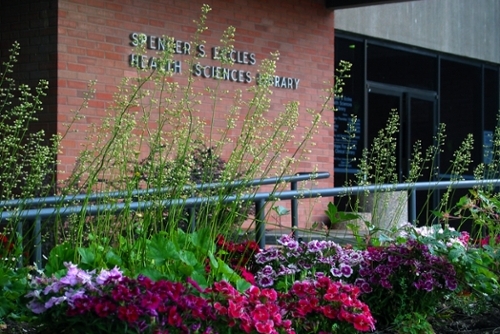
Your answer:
5,0 -> 335,227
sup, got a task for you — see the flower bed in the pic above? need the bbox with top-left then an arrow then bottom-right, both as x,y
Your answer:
25,262 -> 374,333
18,222 -> 500,333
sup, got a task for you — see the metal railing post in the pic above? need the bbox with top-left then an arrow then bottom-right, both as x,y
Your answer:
34,216 -> 42,268
17,219 -> 23,268
290,179 -> 298,240
410,189 -> 417,224
255,199 -> 266,249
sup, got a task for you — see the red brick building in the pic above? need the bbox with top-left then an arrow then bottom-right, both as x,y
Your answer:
1,0 -> 343,227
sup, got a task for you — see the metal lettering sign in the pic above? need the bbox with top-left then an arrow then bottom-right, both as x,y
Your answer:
128,32 -> 300,90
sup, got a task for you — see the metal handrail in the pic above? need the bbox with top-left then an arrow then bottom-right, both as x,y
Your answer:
3,175 -> 500,268
0,172 -> 330,209
0,171 -> 330,267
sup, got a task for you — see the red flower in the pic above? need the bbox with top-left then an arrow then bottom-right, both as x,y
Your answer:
167,306 -> 182,327
94,299 -> 116,318
321,305 -> 339,319
213,302 -> 227,315
352,314 -> 376,331
238,267 -> 256,285
0,234 -> 14,254
117,305 -> 140,324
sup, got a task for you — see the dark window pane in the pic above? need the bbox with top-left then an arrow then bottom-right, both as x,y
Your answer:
334,38 -> 365,187
439,59 -> 482,177
367,43 -> 437,91
482,68 -> 499,177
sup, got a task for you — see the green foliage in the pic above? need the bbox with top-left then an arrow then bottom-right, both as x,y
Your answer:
0,41 -> 60,201
143,228 -> 249,290
324,202 -> 359,226
44,242 -> 76,277
393,312 -> 435,334
0,266 -> 30,321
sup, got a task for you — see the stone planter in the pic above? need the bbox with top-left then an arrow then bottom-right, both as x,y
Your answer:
359,191 -> 408,233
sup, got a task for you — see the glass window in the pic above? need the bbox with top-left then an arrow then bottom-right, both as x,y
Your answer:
334,38 -> 365,187
367,43 -> 437,91
439,59 -> 482,177
482,68 -> 499,177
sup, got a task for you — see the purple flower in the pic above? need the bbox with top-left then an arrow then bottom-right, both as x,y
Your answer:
255,248 -> 281,264
45,296 -> 66,309
59,263 -> 94,286
96,266 -> 123,285
347,251 -> 363,263
277,265 -> 295,276
65,289 -> 87,307
277,234 -> 294,246
43,281 -> 64,295
339,263 -> 353,278
380,279 -> 392,289
297,259 -> 312,270
306,240 -> 323,253
374,265 -> 392,278
260,265 -> 275,277
330,267 -> 342,277
358,266 -> 372,277
314,272 -> 326,279
27,300 -> 46,314
445,278 -> 458,290
256,275 -> 274,288
421,280 -> 434,292
355,278 -> 373,294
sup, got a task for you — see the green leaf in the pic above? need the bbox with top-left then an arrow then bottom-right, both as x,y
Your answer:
147,234 -> 179,266
236,278 -> 251,292
178,263 -> 194,277
178,250 -> 199,267
44,242 -> 76,276
105,250 -> 123,267
431,210 -> 443,218
448,248 -> 463,262
78,247 -> 96,266
208,252 -> 219,269
139,267 -> 168,281
324,202 -> 359,225
324,202 -> 338,222
190,228 -> 215,254
215,258 -> 240,283
336,212 -> 360,221
377,233 -> 393,243
273,205 -> 290,216
190,270 -> 209,290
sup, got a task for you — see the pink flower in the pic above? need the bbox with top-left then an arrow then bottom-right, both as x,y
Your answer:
228,300 -> 243,318
260,288 -> 277,302
255,320 -> 274,334
353,314 -> 376,331
251,304 -> 269,322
